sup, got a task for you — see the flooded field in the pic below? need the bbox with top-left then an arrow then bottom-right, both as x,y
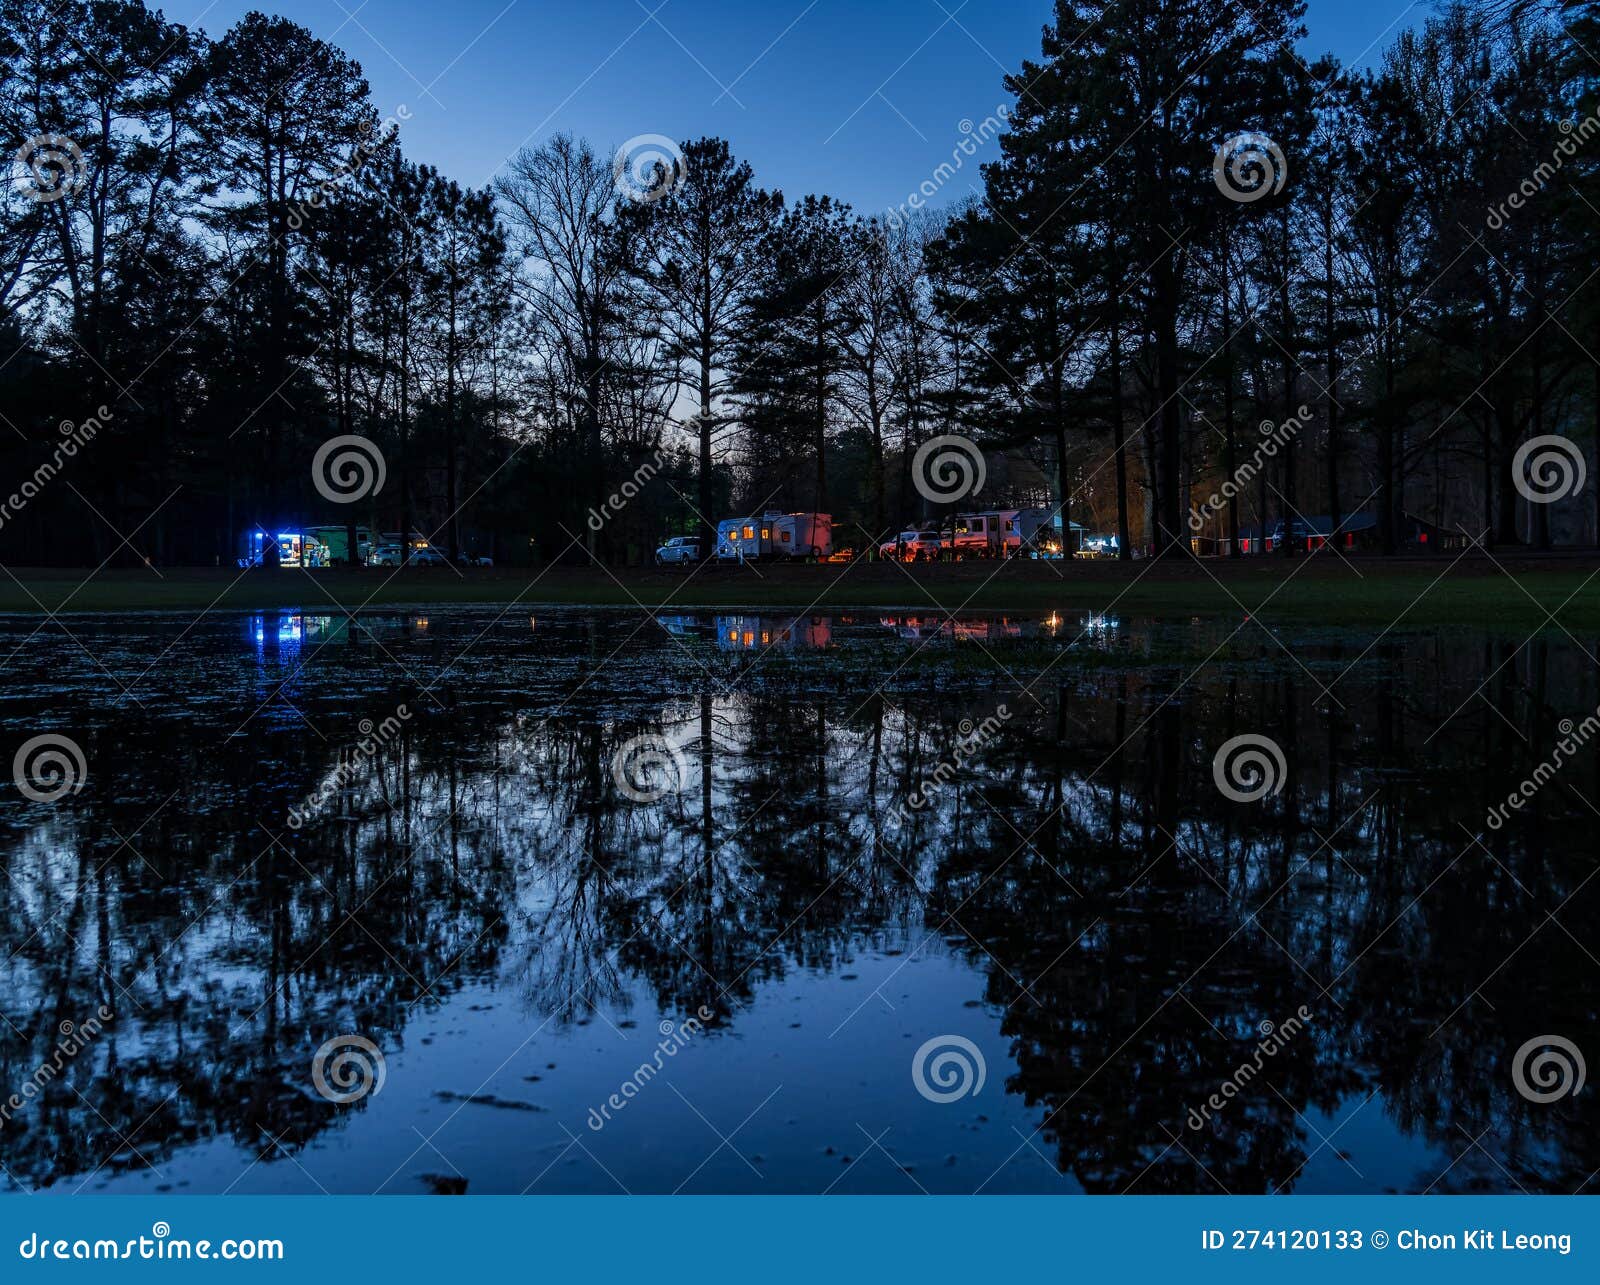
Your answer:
0,607 -> 1595,1195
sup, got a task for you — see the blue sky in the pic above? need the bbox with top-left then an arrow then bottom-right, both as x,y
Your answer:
181,0 -> 1429,215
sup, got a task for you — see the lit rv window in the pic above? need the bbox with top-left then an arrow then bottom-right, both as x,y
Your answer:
779,530 -> 790,542
744,525 -> 755,540
761,527 -> 770,539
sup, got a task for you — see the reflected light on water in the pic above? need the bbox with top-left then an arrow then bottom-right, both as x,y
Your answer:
0,608 -> 1592,1196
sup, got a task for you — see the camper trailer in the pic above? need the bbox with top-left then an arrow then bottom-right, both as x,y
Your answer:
239,527 -> 340,569
777,512 -> 833,560
716,516 -> 770,561
949,510 -> 1020,558
717,512 -> 833,562
716,615 -> 833,651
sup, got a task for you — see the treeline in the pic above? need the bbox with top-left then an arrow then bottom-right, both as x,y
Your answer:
2,0 -> 1598,567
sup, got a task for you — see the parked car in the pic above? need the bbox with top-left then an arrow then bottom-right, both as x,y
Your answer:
655,536 -> 700,567
456,552 -> 494,568
368,543 -> 445,568
878,527 -> 948,562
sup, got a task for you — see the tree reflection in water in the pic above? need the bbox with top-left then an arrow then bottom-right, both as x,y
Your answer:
0,612 -> 1593,1192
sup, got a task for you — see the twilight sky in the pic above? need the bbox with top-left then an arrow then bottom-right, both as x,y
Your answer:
180,0 -> 1428,215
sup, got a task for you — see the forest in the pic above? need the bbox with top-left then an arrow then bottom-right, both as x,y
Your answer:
2,0 -> 1599,567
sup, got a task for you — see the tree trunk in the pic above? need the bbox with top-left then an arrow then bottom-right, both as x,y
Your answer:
1279,210 -> 1297,558
1154,257 -> 1182,557
813,302 -> 828,514
698,270 -> 716,563
1325,222 -> 1341,550
1221,234 -> 1239,558
1111,279 -> 1130,561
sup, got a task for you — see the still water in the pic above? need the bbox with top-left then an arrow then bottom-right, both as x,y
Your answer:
0,607 -> 1594,1194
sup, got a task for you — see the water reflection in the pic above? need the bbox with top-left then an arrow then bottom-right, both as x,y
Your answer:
655,614 -> 836,651
0,611 -> 1594,1194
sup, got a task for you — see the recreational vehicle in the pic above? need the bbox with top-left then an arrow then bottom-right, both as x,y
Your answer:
717,512 -> 833,561
716,615 -> 833,651
949,510 -> 1021,558
239,526 -> 372,569
716,516 -> 770,560
303,524 -> 374,566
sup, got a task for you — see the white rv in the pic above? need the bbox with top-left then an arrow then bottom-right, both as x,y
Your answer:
716,615 -> 833,650
717,512 -> 833,562
949,510 -> 1020,558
